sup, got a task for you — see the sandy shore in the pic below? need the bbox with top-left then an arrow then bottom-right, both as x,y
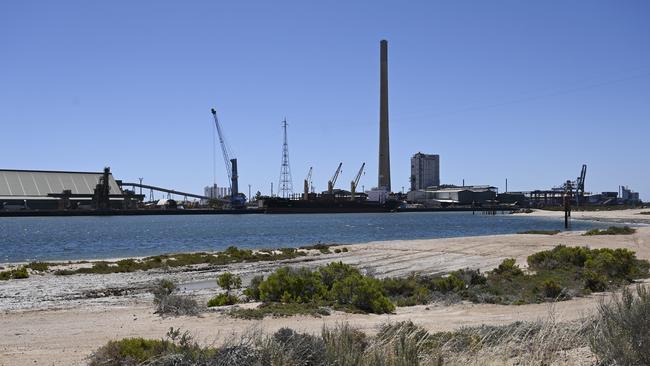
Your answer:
1,208 -> 649,365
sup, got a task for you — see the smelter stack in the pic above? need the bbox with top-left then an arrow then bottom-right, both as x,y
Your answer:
378,40 -> 391,192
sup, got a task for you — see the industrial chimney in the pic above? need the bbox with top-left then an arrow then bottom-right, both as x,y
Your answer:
378,39 -> 391,191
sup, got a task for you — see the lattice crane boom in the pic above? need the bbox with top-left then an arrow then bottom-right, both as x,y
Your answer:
211,108 -> 233,184
210,108 -> 244,207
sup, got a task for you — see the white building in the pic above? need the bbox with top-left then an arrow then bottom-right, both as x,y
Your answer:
410,153 -> 440,190
203,184 -> 230,204
621,186 -> 641,203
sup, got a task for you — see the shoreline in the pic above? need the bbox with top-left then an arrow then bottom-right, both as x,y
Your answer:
4,208 -> 648,265
2,208 -> 650,365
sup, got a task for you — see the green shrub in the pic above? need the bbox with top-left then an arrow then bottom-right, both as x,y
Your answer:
152,279 -> 177,303
529,245 -> 648,283
541,280 -> 563,298
492,258 -> 523,276
583,226 -> 636,236
230,302 -> 330,319
585,248 -> 637,280
216,272 -> 242,292
454,268 -> 488,286
331,273 -> 394,314
89,338 -> 172,365
334,248 -> 342,253
517,230 -> 561,235
54,246 -> 307,276
528,245 -> 591,270
252,262 -> 394,314
13,266 -> 28,279
584,270 -> 608,292
0,266 -> 29,280
207,293 -> 239,307
244,275 -> 264,300
320,261 -> 361,289
27,262 -> 49,271
590,285 -> 650,365
342,247 -> 349,252
258,267 -> 327,303
382,274 -> 423,298
151,279 -> 200,316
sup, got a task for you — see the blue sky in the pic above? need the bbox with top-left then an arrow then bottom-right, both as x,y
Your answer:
1,1 -> 649,200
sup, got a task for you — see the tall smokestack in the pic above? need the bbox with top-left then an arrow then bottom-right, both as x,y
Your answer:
378,39 -> 391,191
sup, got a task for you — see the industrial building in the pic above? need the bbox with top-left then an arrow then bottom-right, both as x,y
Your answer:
407,185 -> 497,207
0,168 -> 136,210
410,153 -> 440,190
203,184 -> 230,201
621,186 -> 641,203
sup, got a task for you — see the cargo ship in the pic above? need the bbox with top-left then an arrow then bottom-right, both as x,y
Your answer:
262,196 -> 400,214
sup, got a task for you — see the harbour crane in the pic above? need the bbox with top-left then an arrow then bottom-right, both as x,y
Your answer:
350,162 -> 365,200
576,164 -> 587,206
327,163 -> 343,194
303,167 -> 313,200
210,108 -> 246,208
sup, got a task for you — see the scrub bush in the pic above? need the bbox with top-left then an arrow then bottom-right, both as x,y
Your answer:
0,266 -> 29,280
151,279 -> 200,317
583,226 -> 636,236
216,272 -> 242,292
207,293 -> 239,307
250,262 -> 394,314
590,285 -> 650,365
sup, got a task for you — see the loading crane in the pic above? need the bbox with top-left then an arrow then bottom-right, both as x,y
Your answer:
210,108 -> 246,208
350,162 -> 365,200
303,167 -> 313,200
576,164 -> 587,205
327,163 -> 343,194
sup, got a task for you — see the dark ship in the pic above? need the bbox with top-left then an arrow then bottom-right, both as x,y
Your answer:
262,195 -> 399,214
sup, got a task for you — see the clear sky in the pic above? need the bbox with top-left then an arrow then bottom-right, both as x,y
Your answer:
1,1 -> 649,200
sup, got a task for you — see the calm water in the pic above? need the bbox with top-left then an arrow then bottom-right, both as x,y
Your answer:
0,212 -> 608,262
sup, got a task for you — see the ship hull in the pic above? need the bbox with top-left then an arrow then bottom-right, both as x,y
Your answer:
263,198 -> 399,214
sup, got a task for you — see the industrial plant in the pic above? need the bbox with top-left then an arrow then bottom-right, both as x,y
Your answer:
0,40 -> 643,216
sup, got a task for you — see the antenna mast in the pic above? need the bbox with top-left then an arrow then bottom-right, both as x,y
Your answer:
278,119 -> 293,198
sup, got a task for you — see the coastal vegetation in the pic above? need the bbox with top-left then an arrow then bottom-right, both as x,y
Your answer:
380,245 -> 649,306
516,229 -> 561,235
589,285 -> 650,365
241,262 -> 395,315
151,279 -> 200,317
26,262 -> 49,271
0,266 -> 29,280
207,272 -> 242,307
298,243 -> 347,254
90,297 -> 650,366
53,246 -> 307,276
198,245 -> 650,318
583,226 -> 636,236
230,302 -> 331,319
